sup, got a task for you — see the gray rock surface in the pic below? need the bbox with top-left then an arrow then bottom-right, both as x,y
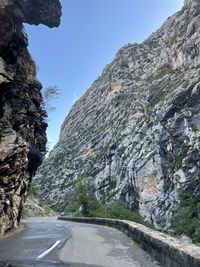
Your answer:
24,198 -> 46,218
36,0 -> 200,230
180,234 -> 193,243
0,0 -> 62,27
0,0 -> 62,234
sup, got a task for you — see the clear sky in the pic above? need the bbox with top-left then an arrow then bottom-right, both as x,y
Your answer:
25,0 -> 184,150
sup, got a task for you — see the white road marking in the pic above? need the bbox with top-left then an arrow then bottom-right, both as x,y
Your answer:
37,240 -> 61,260
56,224 -> 62,227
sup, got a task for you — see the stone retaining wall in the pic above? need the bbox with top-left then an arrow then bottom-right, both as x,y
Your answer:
58,217 -> 200,267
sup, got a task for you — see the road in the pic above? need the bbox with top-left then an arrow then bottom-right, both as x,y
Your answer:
0,217 -> 159,267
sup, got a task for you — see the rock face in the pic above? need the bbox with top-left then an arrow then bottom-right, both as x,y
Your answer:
37,0 -> 200,230
0,0 -> 61,234
24,198 -> 46,218
24,197 -> 56,218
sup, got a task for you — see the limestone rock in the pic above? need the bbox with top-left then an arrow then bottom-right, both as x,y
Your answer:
24,198 -> 46,218
180,234 -> 193,244
23,197 -> 56,217
36,0 -> 200,230
0,0 -> 62,235
0,0 -> 62,27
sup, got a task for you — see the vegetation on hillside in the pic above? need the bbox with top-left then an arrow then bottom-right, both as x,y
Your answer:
24,182 -> 56,217
171,189 -> 200,243
65,176 -> 153,228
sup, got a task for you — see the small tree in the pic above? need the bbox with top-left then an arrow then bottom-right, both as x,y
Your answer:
171,190 -> 200,242
72,176 -> 96,216
70,176 -> 108,217
42,86 -> 60,113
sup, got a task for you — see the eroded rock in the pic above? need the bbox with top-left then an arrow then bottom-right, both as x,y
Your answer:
0,0 -> 62,234
36,0 -> 200,230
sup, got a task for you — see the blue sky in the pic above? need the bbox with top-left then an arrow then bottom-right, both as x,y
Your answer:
25,0 -> 184,150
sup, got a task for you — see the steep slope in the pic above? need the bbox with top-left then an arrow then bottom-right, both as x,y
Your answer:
0,0 -> 61,234
37,0 -> 200,230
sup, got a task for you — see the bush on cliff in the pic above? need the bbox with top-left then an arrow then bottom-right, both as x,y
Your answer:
171,190 -> 200,243
68,176 -> 109,218
107,201 -> 145,224
25,182 -> 56,217
66,176 -> 153,228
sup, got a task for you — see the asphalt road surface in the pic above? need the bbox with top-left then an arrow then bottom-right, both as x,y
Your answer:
0,217 -> 159,267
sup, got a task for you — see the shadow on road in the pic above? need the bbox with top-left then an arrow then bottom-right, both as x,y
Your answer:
0,260 -> 102,267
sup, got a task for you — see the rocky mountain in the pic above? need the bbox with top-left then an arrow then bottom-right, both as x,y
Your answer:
37,0 -> 200,230
0,0 -> 61,235
24,197 -> 56,218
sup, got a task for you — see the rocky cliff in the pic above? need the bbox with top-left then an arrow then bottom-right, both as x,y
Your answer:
0,0 -> 61,235
37,0 -> 200,230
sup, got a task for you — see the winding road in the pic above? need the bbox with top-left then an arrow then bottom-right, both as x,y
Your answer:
0,217 -> 159,267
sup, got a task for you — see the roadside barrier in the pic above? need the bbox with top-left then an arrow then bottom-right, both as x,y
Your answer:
58,216 -> 200,267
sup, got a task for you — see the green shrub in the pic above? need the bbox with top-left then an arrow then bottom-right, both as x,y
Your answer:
26,182 -> 56,216
43,205 -> 56,216
22,207 -> 29,218
171,190 -> 200,242
66,176 -> 153,228
0,176 -> 5,183
107,201 -> 153,227
107,201 -> 141,221
69,175 -> 109,218
27,182 -> 39,199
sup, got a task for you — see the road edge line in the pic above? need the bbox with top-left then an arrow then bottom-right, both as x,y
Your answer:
37,240 -> 61,260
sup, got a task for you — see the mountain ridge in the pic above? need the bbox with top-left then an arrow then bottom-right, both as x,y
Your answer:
36,0 -> 200,232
